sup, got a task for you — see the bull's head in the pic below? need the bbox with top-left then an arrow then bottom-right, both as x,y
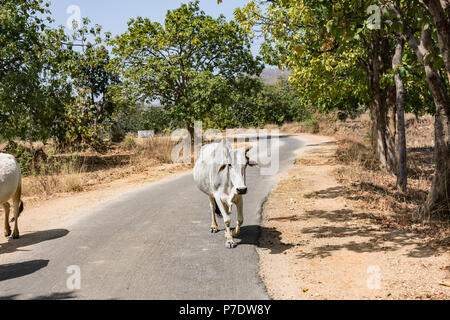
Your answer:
216,144 -> 257,195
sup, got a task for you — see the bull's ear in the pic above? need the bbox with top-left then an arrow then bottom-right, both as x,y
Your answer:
218,164 -> 228,172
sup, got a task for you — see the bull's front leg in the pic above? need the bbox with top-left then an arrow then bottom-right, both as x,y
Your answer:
208,196 -> 219,233
214,196 -> 236,249
232,195 -> 243,237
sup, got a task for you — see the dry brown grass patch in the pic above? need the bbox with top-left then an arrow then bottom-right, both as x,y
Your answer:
333,138 -> 449,241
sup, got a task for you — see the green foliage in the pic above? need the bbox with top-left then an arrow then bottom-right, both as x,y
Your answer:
232,0 -> 432,118
230,77 -> 313,127
53,19 -> 119,150
123,135 -> 137,150
4,141 -> 33,175
109,1 -> 263,133
0,0 -> 70,144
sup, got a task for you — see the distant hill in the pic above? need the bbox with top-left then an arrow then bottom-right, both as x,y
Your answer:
260,67 -> 291,85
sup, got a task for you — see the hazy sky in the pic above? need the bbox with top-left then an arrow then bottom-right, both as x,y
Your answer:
47,0 -> 262,55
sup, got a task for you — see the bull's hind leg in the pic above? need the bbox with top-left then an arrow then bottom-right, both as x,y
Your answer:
11,200 -> 20,239
209,197 -> 219,233
3,202 -> 11,237
11,185 -> 21,239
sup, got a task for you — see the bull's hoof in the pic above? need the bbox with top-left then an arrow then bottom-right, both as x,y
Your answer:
225,240 -> 237,249
4,231 -> 11,237
11,232 -> 19,239
210,227 -> 219,233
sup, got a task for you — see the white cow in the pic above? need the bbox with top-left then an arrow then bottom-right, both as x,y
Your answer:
0,153 -> 24,239
194,140 -> 254,248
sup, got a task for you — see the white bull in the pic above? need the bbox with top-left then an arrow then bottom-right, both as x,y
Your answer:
193,140 -> 254,248
0,153 -> 24,239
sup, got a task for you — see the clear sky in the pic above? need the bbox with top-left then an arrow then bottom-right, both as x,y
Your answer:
47,0 -> 262,55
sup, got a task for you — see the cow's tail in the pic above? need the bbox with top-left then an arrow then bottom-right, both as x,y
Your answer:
214,199 -> 222,217
10,178 -> 24,223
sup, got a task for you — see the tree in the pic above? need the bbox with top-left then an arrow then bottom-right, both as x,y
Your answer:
57,19 -> 119,151
109,1 -> 262,142
392,36 -> 407,192
0,0 -> 70,147
233,1 -> 399,168
385,0 -> 450,216
228,0 -> 449,216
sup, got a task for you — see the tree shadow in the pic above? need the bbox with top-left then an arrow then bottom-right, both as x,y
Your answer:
407,147 -> 435,178
292,204 -> 447,259
237,225 -> 293,254
0,291 -> 76,300
32,291 -> 76,300
305,141 -> 337,147
304,186 -> 347,199
307,183 -> 427,206
0,295 -> 19,300
0,259 -> 49,282
0,229 -> 69,254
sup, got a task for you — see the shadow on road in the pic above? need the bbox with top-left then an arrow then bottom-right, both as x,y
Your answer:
0,229 -> 69,254
31,291 -> 76,300
0,291 -> 76,300
237,225 -> 293,254
0,259 -> 49,282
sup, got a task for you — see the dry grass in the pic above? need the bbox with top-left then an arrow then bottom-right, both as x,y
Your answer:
333,137 -> 448,236
135,136 -> 175,163
258,136 -> 449,300
312,111 -> 448,243
12,135 -> 184,200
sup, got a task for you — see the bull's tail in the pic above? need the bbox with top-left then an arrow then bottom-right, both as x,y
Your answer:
19,200 -> 24,215
10,179 -> 23,223
214,199 -> 222,217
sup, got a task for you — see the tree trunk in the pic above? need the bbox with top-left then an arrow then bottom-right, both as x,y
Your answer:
386,85 -> 398,173
368,34 -> 397,172
392,37 -> 407,192
423,66 -> 450,216
424,0 -> 450,82
187,122 -> 195,147
405,26 -> 450,216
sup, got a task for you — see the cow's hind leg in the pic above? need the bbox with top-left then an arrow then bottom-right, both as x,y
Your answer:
3,202 -> 11,237
209,197 -> 219,233
11,184 -> 21,239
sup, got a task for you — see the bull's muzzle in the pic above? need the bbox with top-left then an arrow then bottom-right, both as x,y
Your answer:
236,187 -> 248,195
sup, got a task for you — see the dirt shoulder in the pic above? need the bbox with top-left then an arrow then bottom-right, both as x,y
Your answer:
258,135 -> 449,300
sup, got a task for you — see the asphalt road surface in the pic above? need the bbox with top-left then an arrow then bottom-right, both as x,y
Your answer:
0,136 -> 305,300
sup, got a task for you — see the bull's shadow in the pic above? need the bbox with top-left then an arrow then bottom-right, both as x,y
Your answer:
0,229 -> 69,255
0,259 -> 49,282
235,225 -> 293,254
0,290 -> 77,300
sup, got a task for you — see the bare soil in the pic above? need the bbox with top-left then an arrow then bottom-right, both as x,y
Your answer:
257,134 -> 449,300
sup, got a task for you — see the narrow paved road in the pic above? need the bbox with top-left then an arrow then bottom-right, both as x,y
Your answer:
0,136 -> 304,300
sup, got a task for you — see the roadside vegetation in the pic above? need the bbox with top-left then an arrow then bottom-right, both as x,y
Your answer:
0,0 -> 311,201
1,0 -> 449,220
230,0 -> 450,219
